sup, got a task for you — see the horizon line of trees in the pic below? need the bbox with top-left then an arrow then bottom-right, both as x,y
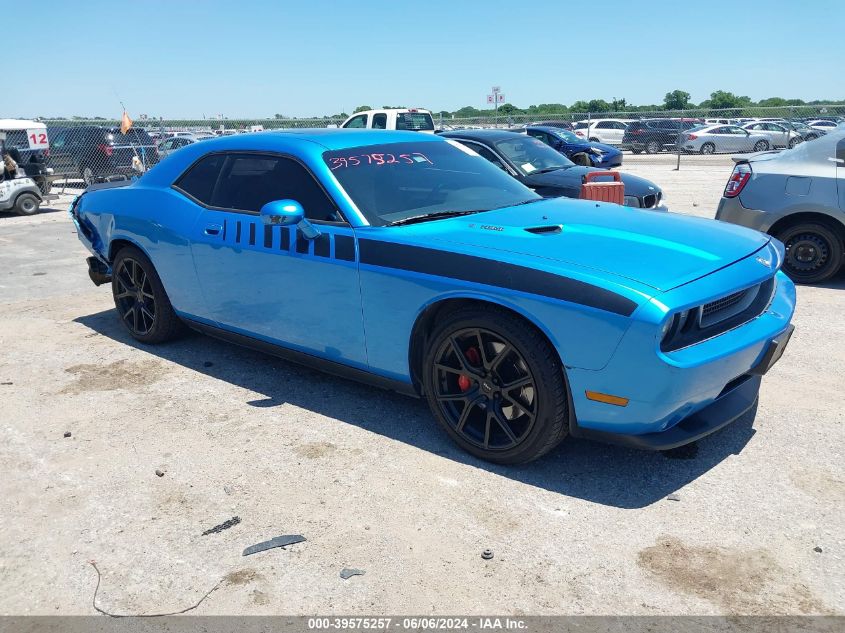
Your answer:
34,91 -> 845,122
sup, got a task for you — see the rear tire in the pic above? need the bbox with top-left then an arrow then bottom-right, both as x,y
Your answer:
753,140 -> 769,152
422,306 -> 570,464
111,246 -> 185,343
776,222 -> 843,284
788,137 -> 801,149
631,149 -> 642,155
645,140 -> 661,154
14,193 -> 40,216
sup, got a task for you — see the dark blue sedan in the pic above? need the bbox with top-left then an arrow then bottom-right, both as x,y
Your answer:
526,125 -> 622,168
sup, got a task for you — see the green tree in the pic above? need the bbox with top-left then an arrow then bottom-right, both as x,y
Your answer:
497,103 -> 521,115
353,105 -> 372,113
663,90 -> 691,110
454,105 -> 484,117
702,91 -> 752,110
587,99 -> 611,112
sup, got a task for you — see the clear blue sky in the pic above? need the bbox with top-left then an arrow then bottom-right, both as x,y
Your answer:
7,0 -> 844,119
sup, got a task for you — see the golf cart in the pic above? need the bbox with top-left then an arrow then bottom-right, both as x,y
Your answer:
0,119 -> 55,195
1,136 -> 42,215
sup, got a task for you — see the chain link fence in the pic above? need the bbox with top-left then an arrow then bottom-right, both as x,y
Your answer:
8,104 -> 844,191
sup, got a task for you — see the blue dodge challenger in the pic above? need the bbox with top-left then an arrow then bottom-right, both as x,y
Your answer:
70,129 -> 796,464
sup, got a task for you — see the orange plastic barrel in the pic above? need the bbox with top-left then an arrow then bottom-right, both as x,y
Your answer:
579,171 -> 625,206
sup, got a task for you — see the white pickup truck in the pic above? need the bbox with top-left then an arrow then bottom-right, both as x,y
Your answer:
340,108 -> 436,133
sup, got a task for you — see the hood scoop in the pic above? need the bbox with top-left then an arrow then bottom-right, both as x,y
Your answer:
524,224 -> 563,235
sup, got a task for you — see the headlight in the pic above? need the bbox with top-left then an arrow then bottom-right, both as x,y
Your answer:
661,308 -> 696,347
589,147 -> 603,155
623,195 -> 641,208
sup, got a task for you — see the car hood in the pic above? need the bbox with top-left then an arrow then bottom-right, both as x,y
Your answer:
526,167 -> 660,197
405,198 -> 769,292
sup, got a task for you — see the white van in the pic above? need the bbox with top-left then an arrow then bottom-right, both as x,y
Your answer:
340,108 -> 436,133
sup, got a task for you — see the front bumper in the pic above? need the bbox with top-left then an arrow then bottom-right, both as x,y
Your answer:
565,248 -> 796,447
570,324 -> 793,450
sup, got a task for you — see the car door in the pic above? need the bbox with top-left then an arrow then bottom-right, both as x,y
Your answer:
184,151 -> 368,367
719,126 -> 744,152
612,121 -> 628,145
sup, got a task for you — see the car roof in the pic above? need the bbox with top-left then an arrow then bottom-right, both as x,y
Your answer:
0,118 -> 46,130
440,129 -> 529,143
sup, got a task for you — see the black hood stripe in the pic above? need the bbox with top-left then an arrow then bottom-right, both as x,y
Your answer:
358,239 -> 637,317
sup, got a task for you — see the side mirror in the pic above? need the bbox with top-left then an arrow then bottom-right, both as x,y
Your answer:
260,199 -> 304,226
259,199 -> 322,240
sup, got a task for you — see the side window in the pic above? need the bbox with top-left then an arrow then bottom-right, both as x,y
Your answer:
372,113 -> 387,130
174,153 -> 226,204
596,121 -> 612,129
464,142 -> 508,171
211,153 -> 339,222
344,115 -> 368,129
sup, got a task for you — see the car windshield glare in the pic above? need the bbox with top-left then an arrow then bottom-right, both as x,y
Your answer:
495,136 -> 574,174
323,141 -> 539,226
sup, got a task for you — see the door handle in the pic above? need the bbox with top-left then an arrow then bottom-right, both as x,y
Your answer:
204,224 -> 223,236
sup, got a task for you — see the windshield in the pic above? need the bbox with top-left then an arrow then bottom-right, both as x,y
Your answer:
396,112 -> 435,131
323,140 -> 539,226
550,129 -> 581,143
494,136 -> 574,175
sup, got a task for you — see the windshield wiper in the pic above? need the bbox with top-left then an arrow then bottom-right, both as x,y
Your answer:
529,167 -> 566,174
385,209 -> 485,227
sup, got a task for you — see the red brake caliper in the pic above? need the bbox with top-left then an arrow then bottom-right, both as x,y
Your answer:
458,347 -> 481,392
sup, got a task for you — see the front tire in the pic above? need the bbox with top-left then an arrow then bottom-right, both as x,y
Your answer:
81,165 -> 95,186
111,246 -> 184,343
645,140 -> 661,154
753,140 -> 769,152
700,142 -> 716,155
422,306 -> 570,464
777,222 -> 843,284
14,193 -> 40,216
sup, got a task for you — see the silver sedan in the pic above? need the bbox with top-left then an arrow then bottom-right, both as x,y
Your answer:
681,124 -> 771,154
741,121 -> 804,149
716,128 -> 845,283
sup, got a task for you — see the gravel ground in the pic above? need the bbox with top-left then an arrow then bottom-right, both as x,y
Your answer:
0,163 -> 843,617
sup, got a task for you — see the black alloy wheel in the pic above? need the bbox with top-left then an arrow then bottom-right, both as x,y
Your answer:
423,307 -> 569,464
114,256 -> 157,336
431,327 -> 538,452
111,246 -> 184,343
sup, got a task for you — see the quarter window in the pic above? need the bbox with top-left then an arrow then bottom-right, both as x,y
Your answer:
175,153 -> 226,204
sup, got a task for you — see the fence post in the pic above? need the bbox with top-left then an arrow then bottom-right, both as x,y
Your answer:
675,115 -> 682,171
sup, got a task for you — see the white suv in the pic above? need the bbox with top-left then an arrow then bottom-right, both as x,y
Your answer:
572,119 -> 631,145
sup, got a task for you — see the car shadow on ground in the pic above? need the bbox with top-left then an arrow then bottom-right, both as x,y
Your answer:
75,309 -> 758,510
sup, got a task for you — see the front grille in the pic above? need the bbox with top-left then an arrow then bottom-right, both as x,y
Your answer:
661,277 -> 776,352
702,289 -> 746,319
